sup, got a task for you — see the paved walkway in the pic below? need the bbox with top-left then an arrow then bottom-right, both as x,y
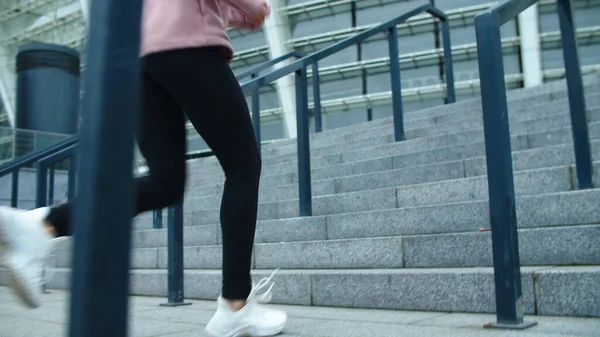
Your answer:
0,287 -> 598,337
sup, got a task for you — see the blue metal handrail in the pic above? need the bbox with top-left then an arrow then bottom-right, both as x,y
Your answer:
474,0 -> 593,330
239,4 -> 455,216
0,134 -> 79,207
0,6 -> 455,335
235,50 -> 303,81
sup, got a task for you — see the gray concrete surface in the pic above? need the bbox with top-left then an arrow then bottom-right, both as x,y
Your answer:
0,288 -> 597,337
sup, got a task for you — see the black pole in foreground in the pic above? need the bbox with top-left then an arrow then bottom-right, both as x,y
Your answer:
68,1 -> 143,337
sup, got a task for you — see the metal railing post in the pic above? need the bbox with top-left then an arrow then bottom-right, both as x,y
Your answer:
251,74 -> 262,153
295,68 -> 312,216
35,161 -> 48,209
48,165 -> 55,205
312,63 -> 323,133
67,0 -> 143,336
160,203 -> 192,307
388,25 -> 405,142
440,19 -> 456,103
475,10 -> 536,330
557,0 -> 593,189
68,155 -> 77,200
11,170 -> 18,207
153,209 -> 163,229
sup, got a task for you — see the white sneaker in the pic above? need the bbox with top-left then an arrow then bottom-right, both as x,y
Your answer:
206,270 -> 288,337
0,206 -> 54,309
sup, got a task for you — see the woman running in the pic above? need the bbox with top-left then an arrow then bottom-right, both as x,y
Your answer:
0,0 -> 287,336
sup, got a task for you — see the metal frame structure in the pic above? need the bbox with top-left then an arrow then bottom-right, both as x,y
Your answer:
241,4 -> 455,216
1,0 -> 597,335
474,0 -> 594,330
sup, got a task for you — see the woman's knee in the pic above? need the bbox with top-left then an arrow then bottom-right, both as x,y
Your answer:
224,154 -> 261,181
151,168 -> 186,204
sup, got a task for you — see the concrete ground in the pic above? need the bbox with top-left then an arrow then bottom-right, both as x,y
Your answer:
0,287 -> 598,337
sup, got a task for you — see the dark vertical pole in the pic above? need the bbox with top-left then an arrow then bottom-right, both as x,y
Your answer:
48,165 -> 55,205
35,161 -> 48,208
68,0 -> 143,336
352,1 -> 372,121
475,13 -> 536,330
68,155 -> 77,200
160,203 -> 191,307
11,170 -> 19,207
251,74 -> 262,153
557,0 -> 593,189
295,68 -> 312,216
441,20 -> 456,103
312,63 -> 323,133
153,209 -> 163,229
430,0 -> 444,103
388,26 -> 405,142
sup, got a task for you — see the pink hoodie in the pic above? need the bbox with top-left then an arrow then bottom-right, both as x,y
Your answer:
140,0 -> 265,59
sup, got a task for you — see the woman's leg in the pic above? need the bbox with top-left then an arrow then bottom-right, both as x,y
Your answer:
0,69 -> 188,309
143,47 -> 286,336
42,69 -> 187,239
144,47 -> 261,302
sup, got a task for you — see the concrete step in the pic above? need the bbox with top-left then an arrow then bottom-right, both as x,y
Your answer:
51,224 -> 599,270
39,265 -> 600,317
180,123 -> 600,202
255,77 -> 600,154
185,107 -> 600,187
136,138 -> 600,230
264,93 -> 600,159
135,189 -> 600,251
180,136 -> 600,211
187,98 -> 600,176
180,157 -> 596,214
198,83 -> 600,166
172,160 -> 600,225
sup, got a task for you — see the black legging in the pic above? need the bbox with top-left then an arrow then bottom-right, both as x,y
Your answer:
46,46 -> 261,300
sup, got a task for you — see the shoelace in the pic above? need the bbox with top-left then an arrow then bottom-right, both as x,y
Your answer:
247,268 -> 279,304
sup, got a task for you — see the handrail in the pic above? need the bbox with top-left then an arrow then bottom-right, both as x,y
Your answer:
235,50 -> 303,81
0,134 -> 79,176
474,0 -> 593,330
240,4 -> 455,216
241,5 -> 451,95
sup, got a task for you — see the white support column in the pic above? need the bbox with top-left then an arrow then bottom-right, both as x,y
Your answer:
0,45 -> 17,128
518,4 -> 543,88
79,0 -> 90,26
263,0 -> 297,139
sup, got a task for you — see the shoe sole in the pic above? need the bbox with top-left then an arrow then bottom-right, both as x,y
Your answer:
0,210 -> 40,309
206,321 -> 287,337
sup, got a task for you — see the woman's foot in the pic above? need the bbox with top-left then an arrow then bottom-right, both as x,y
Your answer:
0,206 -> 54,309
206,270 -> 287,337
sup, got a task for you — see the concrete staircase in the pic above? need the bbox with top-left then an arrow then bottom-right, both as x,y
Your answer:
33,75 -> 600,317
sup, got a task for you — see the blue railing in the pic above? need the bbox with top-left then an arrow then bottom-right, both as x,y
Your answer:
240,4 -> 455,216
474,0 -> 593,330
235,50 -> 303,80
0,134 -> 79,207
0,4 -> 455,336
